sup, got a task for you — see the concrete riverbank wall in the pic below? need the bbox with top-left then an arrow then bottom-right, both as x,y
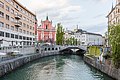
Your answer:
84,55 -> 120,80
0,51 -> 60,77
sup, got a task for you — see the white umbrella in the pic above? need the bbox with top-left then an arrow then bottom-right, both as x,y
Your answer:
13,51 -> 20,53
12,51 -> 21,55
0,52 -> 7,55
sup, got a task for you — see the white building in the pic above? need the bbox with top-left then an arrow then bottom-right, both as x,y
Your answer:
64,29 -> 105,46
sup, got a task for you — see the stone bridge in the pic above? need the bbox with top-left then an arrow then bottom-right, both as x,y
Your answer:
59,45 -> 87,55
37,44 -> 87,55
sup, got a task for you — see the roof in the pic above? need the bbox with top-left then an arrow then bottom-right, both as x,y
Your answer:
82,32 -> 102,36
107,3 -> 120,17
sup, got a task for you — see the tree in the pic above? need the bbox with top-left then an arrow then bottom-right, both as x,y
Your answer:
56,23 -> 64,45
75,39 -> 78,45
109,25 -> 120,68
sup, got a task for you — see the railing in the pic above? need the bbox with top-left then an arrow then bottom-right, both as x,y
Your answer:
15,14 -> 21,20
14,21 -> 22,27
60,45 -> 87,51
0,46 -> 35,54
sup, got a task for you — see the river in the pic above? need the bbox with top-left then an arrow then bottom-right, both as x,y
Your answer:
0,55 -> 114,80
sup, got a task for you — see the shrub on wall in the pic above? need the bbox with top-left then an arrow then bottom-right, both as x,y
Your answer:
109,25 -> 120,68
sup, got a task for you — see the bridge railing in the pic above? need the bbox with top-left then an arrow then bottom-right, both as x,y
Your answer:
59,45 -> 87,51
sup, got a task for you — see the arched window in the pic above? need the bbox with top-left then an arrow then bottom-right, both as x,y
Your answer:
48,48 -> 50,50
46,25 -> 48,29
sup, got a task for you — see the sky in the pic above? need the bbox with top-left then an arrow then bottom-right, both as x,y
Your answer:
17,0 -> 116,35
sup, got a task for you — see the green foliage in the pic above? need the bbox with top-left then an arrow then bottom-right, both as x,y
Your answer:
56,23 -> 64,45
65,37 -> 77,45
109,25 -> 120,68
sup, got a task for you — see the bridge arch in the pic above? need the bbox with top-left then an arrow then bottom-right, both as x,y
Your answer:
59,46 -> 86,55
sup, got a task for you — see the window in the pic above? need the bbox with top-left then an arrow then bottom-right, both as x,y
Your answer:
44,48 -> 47,51
6,0 -> 11,2
23,36 -> 26,40
19,36 -> 22,39
23,10 -> 25,14
30,26 -> 32,29
11,34 -> 14,38
16,5 -> 18,8
23,16 -> 26,20
0,1 -> 4,8
15,27 -> 18,32
0,11 -> 4,18
30,38 -> 32,40
33,38 -> 35,41
27,31 -> 29,34
19,29 -> 22,33
27,18 -> 29,22
20,8 -> 22,12
23,23 -> 26,27
6,15 -> 9,20
11,1 -> 14,5
30,20 -> 32,23
0,31 -> 4,37
30,32 -> 32,35
52,48 -> 54,50
33,21 -> 34,24
23,30 -> 26,34
27,25 -> 29,29
6,24 -> 9,29
15,35 -> 18,39
46,25 -> 48,29
27,37 -> 29,40
33,33 -> 34,36
11,9 -> 14,14
11,17 -> 14,22
6,5 -> 10,11
0,22 -> 4,27
19,21 -> 22,25
48,48 -> 50,50
55,48 -> 58,50
11,26 -> 14,30
6,33 -> 10,38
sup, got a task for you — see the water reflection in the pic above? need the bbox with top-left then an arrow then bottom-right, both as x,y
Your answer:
0,55 -> 114,80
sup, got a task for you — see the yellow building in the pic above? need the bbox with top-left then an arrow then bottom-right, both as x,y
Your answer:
0,0 -> 36,47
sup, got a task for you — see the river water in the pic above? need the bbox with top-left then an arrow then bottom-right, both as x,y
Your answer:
0,55 -> 114,80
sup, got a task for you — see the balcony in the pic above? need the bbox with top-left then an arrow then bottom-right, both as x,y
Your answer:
15,22 -> 22,27
15,14 -> 21,20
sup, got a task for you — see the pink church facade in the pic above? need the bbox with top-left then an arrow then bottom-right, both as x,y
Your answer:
37,16 -> 56,43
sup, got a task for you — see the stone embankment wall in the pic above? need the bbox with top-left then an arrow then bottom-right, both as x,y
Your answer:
84,55 -> 120,80
0,51 -> 60,77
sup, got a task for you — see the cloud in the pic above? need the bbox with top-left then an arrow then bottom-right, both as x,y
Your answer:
100,0 -> 109,3
22,0 -> 81,26
17,0 -> 109,35
92,0 -> 109,3
85,22 -> 107,35
93,13 -> 106,19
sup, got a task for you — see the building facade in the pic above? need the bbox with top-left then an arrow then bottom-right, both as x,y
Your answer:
107,0 -> 120,26
64,28 -> 104,46
0,0 -> 36,47
37,16 -> 56,43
